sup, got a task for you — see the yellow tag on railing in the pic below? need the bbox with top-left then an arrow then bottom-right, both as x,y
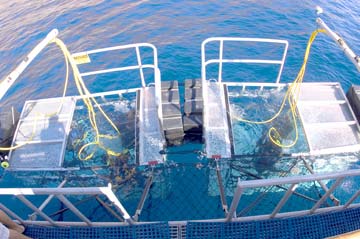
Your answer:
73,54 -> 91,64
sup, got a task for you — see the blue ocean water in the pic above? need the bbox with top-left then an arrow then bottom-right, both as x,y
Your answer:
0,0 -> 359,108
1,0 -> 360,223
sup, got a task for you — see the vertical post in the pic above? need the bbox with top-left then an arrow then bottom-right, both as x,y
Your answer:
201,41 -> 207,84
215,160 -> 228,214
270,183 -> 297,218
226,178 -> 243,221
310,177 -> 343,214
136,46 -> 145,87
218,40 -> 224,83
133,175 -> 153,221
56,195 -> 92,226
276,41 -> 288,83
16,195 -> 57,226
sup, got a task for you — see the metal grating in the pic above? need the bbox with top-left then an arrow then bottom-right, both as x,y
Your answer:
138,87 -> 165,165
8,97 -> 76,170
21,207 -> 360,239
26,223 -> 170,239
203,82 -> 231,158
296,83 -> 360,155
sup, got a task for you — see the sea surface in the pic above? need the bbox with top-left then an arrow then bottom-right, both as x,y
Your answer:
1,0 -> 360,223
0,0 -> 360,109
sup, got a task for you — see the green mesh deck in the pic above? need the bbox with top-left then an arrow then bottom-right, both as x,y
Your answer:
24,207 -> 360,239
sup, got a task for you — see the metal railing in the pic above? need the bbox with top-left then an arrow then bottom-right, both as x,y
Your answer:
72,43 -> 163,123
3,165 -> 360,230
225,167 -> 360,222
201,37 -> 289,84
0,183 -> 134,226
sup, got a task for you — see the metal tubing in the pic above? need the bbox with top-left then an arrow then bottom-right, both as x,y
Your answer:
95,196 -> 124,222
72,43 -> 158,68
226,178 -> 243,222
16,195 -> 57,226
101,184 -> 134,224
29,179 -> 67,220
215,161 -> 228,214
310,177 -> 344,214
302,158 -> 340,205
56,195 -> 92,226
343,190 -> 360,209
270,183 -> 297,218
277,40 -> 289,83
235,168 -> 360,189
134,175 -> 153,221
0,186 -> 109,195
135,46 -> 146,87
0,203 -> 26,225
20,220 -> 128,227
218,40 -> 224,83
201,37 -> 288,84
206,59 -> 283,65
317,18 -> 360,72
79,64 -> 156,77
0,29 -> 58,101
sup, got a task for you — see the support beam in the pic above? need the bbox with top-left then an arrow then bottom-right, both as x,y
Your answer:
133,175 -> 153,221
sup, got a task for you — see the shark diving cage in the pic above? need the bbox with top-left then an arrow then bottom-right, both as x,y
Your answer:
1,17 -> 360,239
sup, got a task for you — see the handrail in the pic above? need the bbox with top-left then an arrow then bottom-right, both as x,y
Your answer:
317,18 -> 360,72
201,37 -> 289,85
0,29 -> 59,101
72,42 -> 159,87
226,167 -> 360,221
72,42 -> 163,124
0,184 -> 134,226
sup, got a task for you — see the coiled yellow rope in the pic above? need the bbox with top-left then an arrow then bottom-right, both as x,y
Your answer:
53,38 -> 123,160
234,29 -> 326,148
0,38 -> 124,162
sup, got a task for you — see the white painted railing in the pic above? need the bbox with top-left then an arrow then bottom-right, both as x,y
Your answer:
3,168 -> 360,228
0,183 -> 134,226
72,43 -> 163,123
201,37 -> 289,85
226,167 -> 360,222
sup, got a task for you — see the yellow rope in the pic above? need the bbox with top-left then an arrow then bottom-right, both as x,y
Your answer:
0,44 -> 71,152
0,38 -> 123,163
53,38 -> 122,160
234,29 -> 326,148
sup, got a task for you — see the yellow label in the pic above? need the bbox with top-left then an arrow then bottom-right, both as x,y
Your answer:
73,54 -> 91,64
